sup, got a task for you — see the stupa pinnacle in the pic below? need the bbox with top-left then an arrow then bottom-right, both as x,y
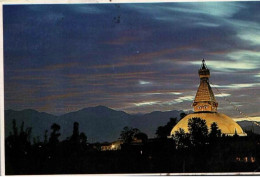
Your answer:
193,59 -> 218,112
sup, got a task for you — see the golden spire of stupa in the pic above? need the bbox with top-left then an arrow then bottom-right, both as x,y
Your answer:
192,59 -> 218,112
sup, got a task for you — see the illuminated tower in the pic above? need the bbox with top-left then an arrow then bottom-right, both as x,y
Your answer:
193,59 -> 218,112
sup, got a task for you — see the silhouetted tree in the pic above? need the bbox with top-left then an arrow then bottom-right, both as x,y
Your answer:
134,132 -> 148,143
180,112 -> 187,120
44,130 -> 48,144
12,119 -> 18,136
70,122 -> 80,144
173,128 -> 191,149
49,123 -> 61,145
156,118 -> 177,139
209,122 -> 221,140
5,120 -> 32,174
119,126 -> 141,144
188,117 -> 208,146
79,132 -> 87,145
233,129 -> 239,138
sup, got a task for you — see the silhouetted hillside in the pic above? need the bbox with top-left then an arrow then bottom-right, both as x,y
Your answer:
59,106 -> 131,142
5,109 -> 58,140
5,106 -> 183,142
237,121 -> 260,134
129,110 -> 183,138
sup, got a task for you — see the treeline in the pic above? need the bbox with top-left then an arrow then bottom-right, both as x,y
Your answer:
6,120 -> 89,174
5,117 -> 260,174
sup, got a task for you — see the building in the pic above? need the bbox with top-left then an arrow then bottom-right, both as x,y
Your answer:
100,140 -> 123,151
170,59 -> 246,136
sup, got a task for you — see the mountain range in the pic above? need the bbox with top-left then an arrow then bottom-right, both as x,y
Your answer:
5,105 -> 259,143
5,106 -> 183,142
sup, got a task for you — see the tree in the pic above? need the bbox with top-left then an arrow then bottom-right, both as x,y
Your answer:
119,126 -> 141,144
134,132 -> 148,143
79,132 -> 87,145
156,118 -> 177,139
209,122 -> 221,139
5,120 -> 32,172
180,112 -> 187,120
188,117 -> 208,146
49,123 -> 61,145
12,119 -> 18,136
70,122 -> 80,144
173,128 -> 191,149
44,130 -> 48,144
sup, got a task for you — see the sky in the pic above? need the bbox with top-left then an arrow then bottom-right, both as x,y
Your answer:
3,2 -> 260,118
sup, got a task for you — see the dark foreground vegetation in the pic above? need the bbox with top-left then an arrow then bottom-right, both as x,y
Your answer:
5,117 -> 260,174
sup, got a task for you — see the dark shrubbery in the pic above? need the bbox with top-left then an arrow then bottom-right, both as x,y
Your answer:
5,118 -> 260,174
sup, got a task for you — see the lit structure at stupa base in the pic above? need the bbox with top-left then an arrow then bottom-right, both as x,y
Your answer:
170,59 -> 246,136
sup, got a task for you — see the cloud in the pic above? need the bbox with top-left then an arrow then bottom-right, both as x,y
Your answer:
134,101 -> 160,107
215,93 -> 231,97
227,50 -> 260,64
195,22 -> 220,28
212,83 -> 260,89
255,73 -> 260,78
90,45 -> 195,69
139,80 -> 152,85
3,3 -> 260,116
141,91 -> 182,96
72,6 -> 106,14
172,2 -> 243,18
233,117 -> 260,122
164,95 -> 195,105
15,62 -> 80,73
190,60 -> 258,71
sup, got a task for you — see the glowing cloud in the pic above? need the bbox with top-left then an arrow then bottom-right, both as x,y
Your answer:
212,83 -> 260,89
215,93 -> 231,97
165,95 -> 194,105
134,101 -> 160,107
233,117 -> 260,122
139,80 -> 152,85
191,60 -> 257,71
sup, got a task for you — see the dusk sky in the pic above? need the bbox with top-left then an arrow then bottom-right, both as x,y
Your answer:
4,2 -> 260,118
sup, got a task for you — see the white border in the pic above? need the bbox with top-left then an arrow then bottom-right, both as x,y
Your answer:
0,3 -> 4,176
1,0 -> 258,4
1,0 -> 260,176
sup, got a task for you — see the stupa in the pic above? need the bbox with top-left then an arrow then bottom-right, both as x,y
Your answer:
170,59 -> 246,136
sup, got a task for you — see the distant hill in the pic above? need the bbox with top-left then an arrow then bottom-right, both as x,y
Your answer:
237,121 -> 260,134
5,109 -> 58,140
128,110 -> 184,138
5,106 -> 183,143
